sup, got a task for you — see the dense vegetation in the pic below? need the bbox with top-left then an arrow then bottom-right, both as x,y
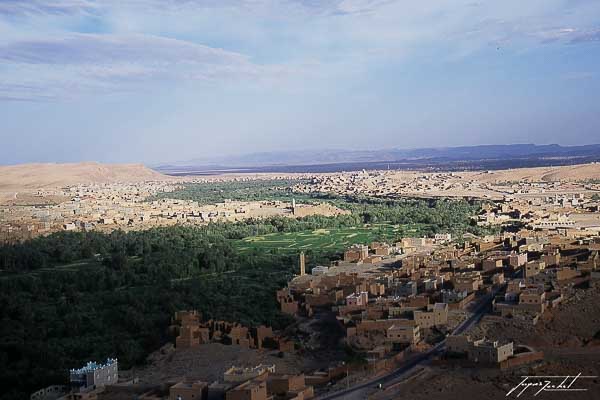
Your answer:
150,179 -> 313,205
153,179 -> 492,238
0,226 -> 304,400
0,189 -> 494,400
330,195 -> 491,238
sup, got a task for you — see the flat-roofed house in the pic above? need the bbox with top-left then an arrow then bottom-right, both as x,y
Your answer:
386,325 -> 420,344
169,381 -> 208,400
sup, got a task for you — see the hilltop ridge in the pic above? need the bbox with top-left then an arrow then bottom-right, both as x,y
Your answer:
0,162 -> 171,192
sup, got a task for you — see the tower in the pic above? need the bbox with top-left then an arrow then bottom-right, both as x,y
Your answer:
292,198 -> 296,215
299,252 -> 305,276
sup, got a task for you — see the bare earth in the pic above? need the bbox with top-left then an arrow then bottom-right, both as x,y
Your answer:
0,162 -> 172,192
467,162 -> 600,183
127,343 -> 316,385
377,361 -> 600,400
470,281 -> 600,349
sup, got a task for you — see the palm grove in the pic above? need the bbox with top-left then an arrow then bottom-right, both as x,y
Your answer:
0,183 -> 494,400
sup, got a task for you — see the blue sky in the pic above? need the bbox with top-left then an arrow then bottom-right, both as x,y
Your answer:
1,0 -> 600,165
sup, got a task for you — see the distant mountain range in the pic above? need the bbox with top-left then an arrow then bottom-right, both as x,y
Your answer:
155,144 -> 600,175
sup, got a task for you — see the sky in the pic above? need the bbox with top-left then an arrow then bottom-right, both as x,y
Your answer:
1,0 -> 600,165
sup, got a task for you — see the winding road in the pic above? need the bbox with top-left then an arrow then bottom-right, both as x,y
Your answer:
317,286 -> 502,400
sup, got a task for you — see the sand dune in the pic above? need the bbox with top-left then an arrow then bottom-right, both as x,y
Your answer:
0,162 -> 172,191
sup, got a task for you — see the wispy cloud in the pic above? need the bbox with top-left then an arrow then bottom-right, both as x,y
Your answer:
2,0 -> 600,101
570,28 -> 600,43
0,0 -> 394,18
0,33 -> 293,100
0,33 -> 249,66
0,0 -> 98,16
0,83 -> 59,101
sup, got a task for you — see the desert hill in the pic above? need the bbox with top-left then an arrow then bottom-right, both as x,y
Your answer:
469,162 -> 600,183
0,162 -> 172,192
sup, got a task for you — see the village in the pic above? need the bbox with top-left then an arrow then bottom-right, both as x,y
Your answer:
6,0 -> 600,396
4,163 -> 600,243
7,164 -> 600,400
0,180 -> 345,242
292,166 -> 600,201
32,218 -> 600,400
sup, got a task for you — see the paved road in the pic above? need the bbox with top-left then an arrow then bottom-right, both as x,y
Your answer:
317,287 -> 502,400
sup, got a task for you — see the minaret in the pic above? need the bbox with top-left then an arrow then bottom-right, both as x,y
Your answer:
292,198 -> 297,215
299,252 -> 306,276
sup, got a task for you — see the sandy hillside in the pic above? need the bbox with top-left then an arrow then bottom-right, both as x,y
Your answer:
466,162 -> 600,183
0,162 -> 172,191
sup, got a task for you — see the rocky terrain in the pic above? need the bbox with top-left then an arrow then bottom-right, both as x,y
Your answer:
127,343 -> 309,385
469,280 -> 600,349
379,360 -> 600,400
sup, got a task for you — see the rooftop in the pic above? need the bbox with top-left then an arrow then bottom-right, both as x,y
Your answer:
70,358 -> 117,375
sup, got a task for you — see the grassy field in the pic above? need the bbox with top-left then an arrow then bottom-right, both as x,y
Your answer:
234,223 -> 428,253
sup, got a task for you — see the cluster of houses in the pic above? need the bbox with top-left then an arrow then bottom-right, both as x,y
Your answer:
0,182 -> 345,242
172,311 -> 295,354
1,182 -> 177,241
476,194 -> 600,234
293,169 -> 600,203
32,358 -> 315,400
30,359 -> 119,400
163,365 -> 314,400
279,241 -> 463,363
292,171 -> 489,198
276,231 -> 600,370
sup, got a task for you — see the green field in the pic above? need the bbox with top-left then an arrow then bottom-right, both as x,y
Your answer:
234,223 -> 427,253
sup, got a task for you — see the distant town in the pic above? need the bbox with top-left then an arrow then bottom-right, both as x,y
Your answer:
0,179 -> 349,242
3,164 -> 600,242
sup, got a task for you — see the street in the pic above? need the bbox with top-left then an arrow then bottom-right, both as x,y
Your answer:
317,285 -> 503,400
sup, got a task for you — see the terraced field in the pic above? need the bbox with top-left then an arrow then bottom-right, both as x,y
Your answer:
234,223 -> 427,253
